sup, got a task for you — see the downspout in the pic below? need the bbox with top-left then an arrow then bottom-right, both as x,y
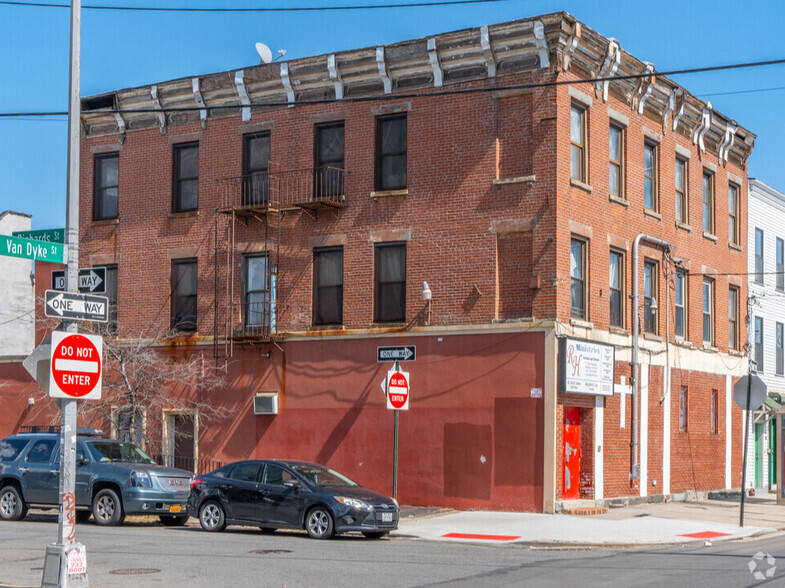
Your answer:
631,234 -> 671,481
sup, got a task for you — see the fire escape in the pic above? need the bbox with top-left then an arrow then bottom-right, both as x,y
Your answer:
213,163 -> 345,358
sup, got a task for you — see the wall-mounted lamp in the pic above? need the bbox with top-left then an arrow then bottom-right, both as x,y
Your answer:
422,281 -> 432,301
649,297 -> 658,315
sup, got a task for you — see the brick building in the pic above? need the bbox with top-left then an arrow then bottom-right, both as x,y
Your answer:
9,12 -> 755,512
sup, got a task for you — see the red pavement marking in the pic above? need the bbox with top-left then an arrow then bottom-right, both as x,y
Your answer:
441,533 -> 520,541
677,531 -> 732,539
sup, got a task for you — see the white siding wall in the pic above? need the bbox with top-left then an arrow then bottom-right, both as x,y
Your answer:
0,211 -> 34,359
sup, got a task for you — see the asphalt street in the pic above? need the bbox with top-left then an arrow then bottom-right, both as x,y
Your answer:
0,514 -> 783,587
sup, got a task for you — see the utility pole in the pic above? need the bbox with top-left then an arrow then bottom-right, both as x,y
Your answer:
41,1 -> 89,586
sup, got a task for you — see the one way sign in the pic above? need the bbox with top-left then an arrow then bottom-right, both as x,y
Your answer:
377,345 -> 416,362
52,267 -> 106,293
45,290 -> 108,323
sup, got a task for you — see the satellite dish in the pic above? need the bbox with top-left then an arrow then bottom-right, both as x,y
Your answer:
255,42 -> 273,64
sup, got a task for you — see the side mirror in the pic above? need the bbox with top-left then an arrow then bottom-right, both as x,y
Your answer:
283,479 -> 300,489
76,454 -> 88,466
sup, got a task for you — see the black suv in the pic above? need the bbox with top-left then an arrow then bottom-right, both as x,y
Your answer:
0,430 -> 193,526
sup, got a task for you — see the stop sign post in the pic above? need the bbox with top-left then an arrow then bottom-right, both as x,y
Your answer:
386,369 -> 410,410
49,331 -> 103,400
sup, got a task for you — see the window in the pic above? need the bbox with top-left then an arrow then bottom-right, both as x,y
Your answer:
777,322 -> 784,376
728,184 -> 739,244
570,104 -> 587,182
261,464 -> 295,486
643,142 -> 658,211
172,142 -> 199,212
93,152 -> 119,220
105,264 -> 118,334
609,124 -> 624,199
229,462 -> 261,482
242,132 -> 270,206
675,270 -> 686,339
375,114 -> 407,191
609,249 -> 624,327
570,238 -> 587,319
643,260 -> 657,334
679,386 -> 688,432
27,439 -> 56,463
313,247 -> 343,325
374,242 -> 406,322
711,390 -> 718,434
754,316 -> 764,372
675,157 -> 688,223
755,228 -> 764,284
702,171 -> 714,234
244,255 -> 269,328
728,286 -> 739,351
777,238 -> 784,291
171,258 -> 197,331
702,278 -> 713,344
314,122 -> 345,198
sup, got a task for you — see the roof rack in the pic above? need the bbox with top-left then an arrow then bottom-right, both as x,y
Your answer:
19,425 -> 105,436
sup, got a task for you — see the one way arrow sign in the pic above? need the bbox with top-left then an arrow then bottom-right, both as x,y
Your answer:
52,266 -> 106,293
45,290 -> 108,323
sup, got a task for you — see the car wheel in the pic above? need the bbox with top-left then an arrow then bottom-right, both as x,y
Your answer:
75,510 -> 91,524
160,515 -> 189,526
92,488 -> 125,526
0,485 -> 27,521
362,531 -> 388,539
259,527 -> 277,534
199,501 -> 226,532
305,507 -> 334,540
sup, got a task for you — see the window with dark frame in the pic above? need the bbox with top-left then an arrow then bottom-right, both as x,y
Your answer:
675,270 -> 686,339
172,142 -> 199,213
375,114 -> 407,191
609,249 -> 623,328
570,104 -> 587,182
643,142 -> 658,211
777,237 -> 784,291
755,316 -> 764,372
728,184 -> 739,245
242,132 -> 270,206
702,278 -> 713,344
711,390 -> 718,434
314,122 -> 345,198
105,264 -> 118,335
93,153 -> 119,220
679,386 -> 688,432
728,286 -> 738,351
243,255 -> 269,328
777,322 -> 784,376
609,124 -> 624,200
702,171 -> 714,234
755,228 -> 764,284
313,247 -> 343,326
643,260 -> 657,334
374,242 -> 406,323
570,238 -> 587,319
171,258 -> 197,331
675,157 -> 687,224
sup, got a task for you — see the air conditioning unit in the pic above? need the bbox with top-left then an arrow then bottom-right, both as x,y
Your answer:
253,392 -> 279,415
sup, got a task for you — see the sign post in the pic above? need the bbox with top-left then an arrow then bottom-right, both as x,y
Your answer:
382,362 -> 410,499
733,373 -> 767,527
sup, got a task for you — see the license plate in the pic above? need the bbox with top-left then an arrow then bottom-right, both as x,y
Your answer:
381,512 -> 393,522
169,505 -> 182,513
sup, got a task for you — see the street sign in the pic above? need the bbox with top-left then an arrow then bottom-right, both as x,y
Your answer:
1,234 -> 65,263
12,228 -> 65,243
52,267 -> 106,293
49,331 -> 103,400
377,345 -> 416,362
45,290 -> 108,323
386,369 -> 410,410
733,375 -> 767,411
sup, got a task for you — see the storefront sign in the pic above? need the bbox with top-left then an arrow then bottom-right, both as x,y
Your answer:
558,336 -> 615,396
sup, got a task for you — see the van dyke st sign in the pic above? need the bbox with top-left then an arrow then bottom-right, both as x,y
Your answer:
1,234 -> 65,263
557,336 -> 615,396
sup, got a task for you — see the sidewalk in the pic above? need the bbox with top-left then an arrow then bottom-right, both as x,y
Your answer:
394,494 -> 783,546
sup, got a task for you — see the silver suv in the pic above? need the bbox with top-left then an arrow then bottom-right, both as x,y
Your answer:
0,430 -> 193,526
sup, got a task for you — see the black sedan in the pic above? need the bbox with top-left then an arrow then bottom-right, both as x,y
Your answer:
186,460 -> 398,539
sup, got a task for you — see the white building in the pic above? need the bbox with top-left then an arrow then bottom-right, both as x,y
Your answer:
747,179 -> 784,491
0,211 -> 34,359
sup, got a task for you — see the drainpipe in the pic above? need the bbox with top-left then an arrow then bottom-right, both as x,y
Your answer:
631,234 -> 671,481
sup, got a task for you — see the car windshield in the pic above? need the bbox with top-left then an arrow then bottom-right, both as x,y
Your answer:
290,464 -> 358,487
88,442 -> 156,464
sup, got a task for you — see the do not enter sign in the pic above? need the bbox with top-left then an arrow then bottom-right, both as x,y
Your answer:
386,369 -> 409,410
49,331 -> 103,400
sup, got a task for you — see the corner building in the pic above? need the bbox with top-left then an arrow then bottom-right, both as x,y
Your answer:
74,12 -> 754,511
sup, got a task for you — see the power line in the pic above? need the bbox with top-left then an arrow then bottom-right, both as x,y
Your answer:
1,0 -> 509,12
700,85 -> 785,98
1,56 -> 784,119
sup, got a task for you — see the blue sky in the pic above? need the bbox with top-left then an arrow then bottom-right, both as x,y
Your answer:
1,0 -> 784,231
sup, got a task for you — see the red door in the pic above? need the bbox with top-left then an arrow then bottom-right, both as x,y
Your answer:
563,407 -> 581,500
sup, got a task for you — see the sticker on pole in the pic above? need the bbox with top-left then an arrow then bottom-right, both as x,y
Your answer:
386,369 -> 410,410
49,331 -> 103,400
